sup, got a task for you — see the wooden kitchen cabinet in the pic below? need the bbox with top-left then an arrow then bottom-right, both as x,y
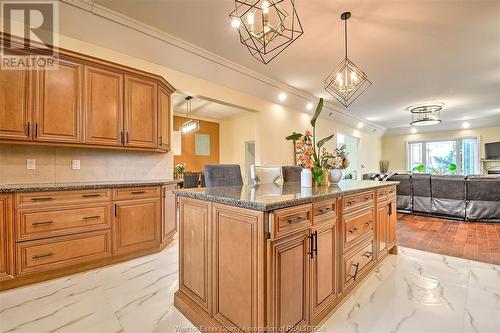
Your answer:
377,203 -> 389,258
162,184 -> 177,242
113,197 -> 161,255
388,200 -> 397,247
124,75 -> 158,149
34,57 -> 83,143
0,195 -> 14,281
158,86 -> 171,151
84,66 -> 123,146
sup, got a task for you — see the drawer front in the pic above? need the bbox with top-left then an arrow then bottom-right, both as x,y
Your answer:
16,204 -> 111,241
343,191 -> 374,213
377,186 -> 396,202
113,186 -> 160,200
343,239 -> 375,287
272,204 -> 312,239
16,230 -> 112,276
16,189 -> 111,208
313,199 -> 337,225
343,208 -> 374,248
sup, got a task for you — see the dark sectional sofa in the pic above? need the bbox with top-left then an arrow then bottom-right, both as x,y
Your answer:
362,173 -> 500,222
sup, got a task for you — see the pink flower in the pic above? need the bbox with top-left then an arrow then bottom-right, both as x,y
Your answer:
305,130 -> 312,136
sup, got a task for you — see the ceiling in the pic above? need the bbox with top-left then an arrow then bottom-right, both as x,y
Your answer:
93,0 -> 500,131
172,92 -> 247,121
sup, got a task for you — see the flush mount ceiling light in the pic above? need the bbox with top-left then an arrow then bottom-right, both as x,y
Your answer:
325,12 -> 371,108
409,104 -> 443,126
229,0 -> 304,64
180,96 -> 199,135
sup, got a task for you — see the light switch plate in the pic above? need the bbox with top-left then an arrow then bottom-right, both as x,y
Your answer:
72,160 -> 80,170
26,159 -> 36,170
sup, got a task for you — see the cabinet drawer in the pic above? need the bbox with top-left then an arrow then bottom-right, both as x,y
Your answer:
343,208 -> 374,249
16,189 -> 111,208
343,238 -> 375,287
271,204 -> 312,239
377,186 -> 396,202
16,230 -> 111,276
343,191 -> 374,213
313,199 -> 336,225
113,186 -> 160,200
16,204 -> 111,241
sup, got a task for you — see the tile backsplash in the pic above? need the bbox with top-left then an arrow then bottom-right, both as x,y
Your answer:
0,144 -> 173,184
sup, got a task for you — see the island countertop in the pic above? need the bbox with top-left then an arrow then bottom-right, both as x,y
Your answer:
174,180 -> 398,211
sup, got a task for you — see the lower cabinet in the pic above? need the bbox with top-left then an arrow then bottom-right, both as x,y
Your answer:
113,197 -> 161,255
162,184 -> 177,242
377,203 -> 389,257
343,238 -> 375,291
388,200 -> 397,247
1,195 -> 14,281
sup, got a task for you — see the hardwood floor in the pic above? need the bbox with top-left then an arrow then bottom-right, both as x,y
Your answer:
397,213 -> 500,265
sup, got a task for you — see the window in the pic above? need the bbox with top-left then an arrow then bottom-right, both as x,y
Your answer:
406,137 -> 479,175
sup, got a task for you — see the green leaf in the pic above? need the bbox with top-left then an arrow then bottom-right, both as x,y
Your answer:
310,98 -> 324,128
285,132 -> 303,141
449,163 -> 457,172
412,164 -> 425,173
316,134 -> 335,149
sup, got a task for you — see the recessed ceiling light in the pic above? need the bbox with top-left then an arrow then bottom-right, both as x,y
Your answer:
231,18 -> 241,28
411,128 -> 417,134
357,122 -> 364,129
462,122 -> 470,129
306,102 -> 314,110
278,93 -> 287,101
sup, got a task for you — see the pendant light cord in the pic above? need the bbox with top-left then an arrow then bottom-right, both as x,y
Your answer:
344,16 -> 348,59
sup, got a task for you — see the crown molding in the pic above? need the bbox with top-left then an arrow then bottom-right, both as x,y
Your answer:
62,0 -> 386,133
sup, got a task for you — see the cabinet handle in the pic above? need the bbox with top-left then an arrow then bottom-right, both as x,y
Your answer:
365,220 -> 373,226
82,194 -> 101,198
32,220 -> 54,226
32,252 -> 54,260
346,201 -> 354,206
348,227 -> 358,234
35,123 -> 38,138
125,132 -> 129,144
319,207 -> 332,214
313,230 -> 318,255
26,122 -> 30,137
363,251 -> 373,258
349,262 -> 360,281
131,190 -> 146,195
82,215 -> 100,220
389,202 -> 393,216
307,234 -> 314,259
287,216 -> 304,224
121,131 -> 124,144
30,197 -> 53,202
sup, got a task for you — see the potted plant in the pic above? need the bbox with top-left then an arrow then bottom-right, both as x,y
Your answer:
286,98 -> 335,187
321,145 -> 350,185
174,163 -> 186,180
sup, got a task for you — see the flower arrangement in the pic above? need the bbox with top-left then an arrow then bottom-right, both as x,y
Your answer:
321,145 -> 350,170
174,163 -> 186,179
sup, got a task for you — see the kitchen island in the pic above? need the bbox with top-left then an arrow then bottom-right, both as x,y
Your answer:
174,180 -> 398,332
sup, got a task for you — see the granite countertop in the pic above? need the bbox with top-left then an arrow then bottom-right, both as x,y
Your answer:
0,179 -> 180,193
175,180 -> 399,211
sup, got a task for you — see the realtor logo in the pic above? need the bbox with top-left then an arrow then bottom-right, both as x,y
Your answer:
1,0 -> 59,69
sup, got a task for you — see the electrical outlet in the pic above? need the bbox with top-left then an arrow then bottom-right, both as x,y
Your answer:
72,160 -> 80,170
26,159 -> 36,170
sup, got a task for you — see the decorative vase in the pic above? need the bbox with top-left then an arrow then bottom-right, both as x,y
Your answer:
312,167 -> 324,187
300,168 -> 312,187
329,168 -> 343,185
321,168 -> 330,186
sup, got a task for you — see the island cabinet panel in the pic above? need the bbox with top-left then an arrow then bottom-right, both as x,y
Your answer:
158,86 -> 171,151
1,195 -> 14,281
310,223 -> 337,320
268,230 -> 310,332
377,203 -> 389,258
113,197 -> 161,255
124,75 -> 158,149
212,204 -> 264,331
0,63 -> 32,141
342,208 -> 375,250
178,197 -> 212,314
84,66 -> 123,146
342,238 -> 375,291
161,184 -> 177,242
388,199 -> 397,247
34,58 -> 83,143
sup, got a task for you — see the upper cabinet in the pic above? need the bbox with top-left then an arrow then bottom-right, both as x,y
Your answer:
0,36 -> 174,152
35,57 -> 83,143
124,75 -> 158,149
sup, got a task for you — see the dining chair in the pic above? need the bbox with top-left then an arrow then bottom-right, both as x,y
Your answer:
204,164 -> 243,187
250,165 -> 282,184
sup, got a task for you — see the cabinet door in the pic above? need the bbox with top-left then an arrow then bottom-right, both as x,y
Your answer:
162,185 -> 177,242
0,58 -> 32,141
158,86 -> 171,151
388,200 -> 397,246
1,194 -> 14,281
84,66 -> 123,146
269,230 -> 310,332
310,223 -> 337,320
35,58 -> 83,143
113,198 -> 161,255
124,75 -> 158,148
377,204 -> 388,256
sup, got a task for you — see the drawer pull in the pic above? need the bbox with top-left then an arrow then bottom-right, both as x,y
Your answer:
82,215 -> 100,220
365,221 -> 373,226
30,197 -> 53,202
319,207 -> 332,214
346,201 -> 354,206
348,227 -> 359,234
32,220 -> 54,226
349,262 -> 360,281
32,252 -> 54,260
82,194 -> 101,198
362,251 -> 373,258
307,234 -> 314,259
287,216 -> 304,224
131,191 -> 146,195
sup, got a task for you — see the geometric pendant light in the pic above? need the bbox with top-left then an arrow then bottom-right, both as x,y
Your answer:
229,0 -> 304,64
410,104 -> 443,126
179,96 -> 200,135
325,12 -> 371,107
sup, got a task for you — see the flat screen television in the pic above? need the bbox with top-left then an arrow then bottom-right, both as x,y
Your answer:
485,141 -> 500,159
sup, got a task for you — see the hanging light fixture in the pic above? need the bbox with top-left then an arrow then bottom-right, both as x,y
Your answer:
229,0 -> 304,64
410,104 -> 443,126
180,96 -> 199,134
325,12 -> 371,108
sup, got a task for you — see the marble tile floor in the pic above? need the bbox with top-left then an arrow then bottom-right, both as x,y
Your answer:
0,240 -> 499,333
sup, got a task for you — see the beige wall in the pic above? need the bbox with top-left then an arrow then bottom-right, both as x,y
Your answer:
382,126 -> 500,172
